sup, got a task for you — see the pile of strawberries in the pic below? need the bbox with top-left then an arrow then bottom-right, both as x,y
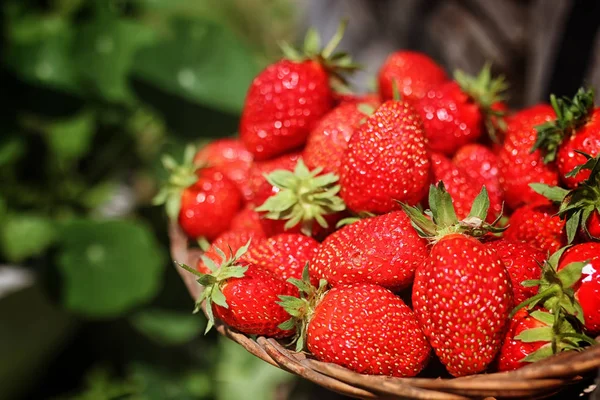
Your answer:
157,23 -> 600,378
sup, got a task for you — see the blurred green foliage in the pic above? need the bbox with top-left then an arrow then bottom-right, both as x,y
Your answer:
0,0 -> 299,398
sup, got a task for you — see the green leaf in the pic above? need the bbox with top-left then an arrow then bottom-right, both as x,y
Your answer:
521,343 -> 554,363
0,136 -> 26,167
73,17 -> 156,103
55,219 -> 165,318
467,186 -> 489,220
200,256 -> 218,273
217,266 -> 248,280
129,308 -> 205,346
278,318 -> 295,330
210,285 -> 228,308
43,111 -> 95,160
515,326 -> 553,342
529,183 -> 568,203
565,209 -> 583,244
557,261 -> 585,288
530,310 -> 554,326
133,17 -> 260,114
0,213 -> 57,262
429,182 -> 458,227
5,14 -> 79,92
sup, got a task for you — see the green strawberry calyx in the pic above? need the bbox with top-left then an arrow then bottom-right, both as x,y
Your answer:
255,159 -> 346,237
277,264 -> 328,352
176,240 -> 252,334
454,63 -> 508,143
509,247 -> 598,362
153,144 -> 200,220
530,151 -> 600,242
532,87 -> 595,163
400,182 -> 505,243
513,309 -> 589,364
279,19 -> 360,87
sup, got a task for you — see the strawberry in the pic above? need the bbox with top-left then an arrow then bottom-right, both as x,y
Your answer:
229,203 -> 266,237
503,201 -> 566,254
402,183 -> 512,377
154,146 -> 242,241
303,99 -> 379,175
255,159 -> 345,237
196,229 -> 264,275
181,241 -> 297,338
378,51 -> 448,103
280,281 -> 431,377
239,233 -> 319,281
240,23 -> 357,160
530,152 -> 600,242
532,88 -> 600,188
485,239 -> 546,305
498,104 -> 558,210
414,65 -> 507,156
309,210 -> 428,291
498,308 -> 582,371
194,138 -> 254,201
452,144 -> 503,204
431,152 -> 503,222
558,243 -> 600,335
339,100 -> 430,213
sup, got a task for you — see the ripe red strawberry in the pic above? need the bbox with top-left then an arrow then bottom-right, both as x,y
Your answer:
339,100 -> 430,213
402,183 -> 512,377
194,138 -> 254,201
154,146 -> 242,241
532,88 -> 600,188
503,201 -> 566,254
280,282 -> 431,377
255,159 -> 345,237
498,104 -> 558,210
485,239 -> 546,305
196,229 -> 264,275
452,144 -> 503,204
530,152 -> 600,242
310,210 -> 428,291
240,24 -> 356,160
498,308 -> 579,372
431,152 -> 503,222
182,241 -> 297,337
177,168 -> 241,240
304,99 -> 380,175
558,243 -> 600,335
378,51 -> 448,103
229,203 -> 266,237
414,65 -> 507,156
239,233 -> 319,281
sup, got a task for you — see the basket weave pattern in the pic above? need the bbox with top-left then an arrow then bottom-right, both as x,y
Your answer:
169,223 -> 600,399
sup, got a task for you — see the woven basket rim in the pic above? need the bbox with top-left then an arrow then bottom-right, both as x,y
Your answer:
169,223 -> 600,400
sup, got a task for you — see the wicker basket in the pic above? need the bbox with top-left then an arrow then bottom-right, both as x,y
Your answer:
169,223 -> 600,400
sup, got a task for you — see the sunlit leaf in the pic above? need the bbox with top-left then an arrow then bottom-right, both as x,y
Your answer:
56,219 -> 165,318
133,17 -> 260,113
